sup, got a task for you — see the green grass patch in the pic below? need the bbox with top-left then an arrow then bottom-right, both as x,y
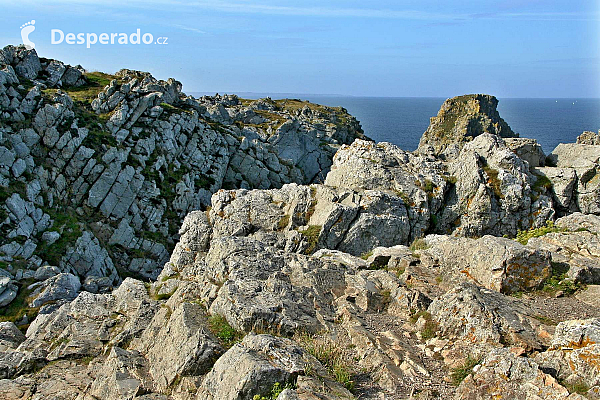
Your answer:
409,310 -> 431,324
35,208 -> 83,266
557,377 -> 589,395
0,181 -> 27,203
417,179 -> 435,195
394,190 -> 411,205
532,174 -> 553,192
515,220 -> 566,245
450,356 -> 481,386
541,262 -> 584,295
253,382 -> 296,400
409,310 -> 438,340
208,314 -> 243,348
299,225 -> 321,254
0,278 -> 39,329
409,238 -> 429,252
533,315 -> 557,325
195,174 -> 215,190
64,71 -> 117,104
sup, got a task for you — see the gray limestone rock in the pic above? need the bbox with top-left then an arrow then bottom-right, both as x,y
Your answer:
29,273 -> 81,308
422,234 -> 551,294
0,322 -> 25,350
455,347 -> 584,400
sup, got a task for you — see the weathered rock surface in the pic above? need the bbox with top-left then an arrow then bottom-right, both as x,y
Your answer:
0,322 -> 25,351
197,334 -> 353,400
542,143 -> 600,214
455,347 -> 586,400
505,137 -> 546,168
2,44 -> 600,400
578,130 -> 600,145
527,229 -> 600,284
417,94 -> 517,159
421,235 -> 551,294
428,283 -> 549,360
0,44 -> 365,289
534,319 -> 600,394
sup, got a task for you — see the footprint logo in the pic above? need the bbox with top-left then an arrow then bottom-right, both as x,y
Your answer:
20,20 -> 36,50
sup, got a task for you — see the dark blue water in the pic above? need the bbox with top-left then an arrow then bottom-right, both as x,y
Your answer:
194,92 -> 600,154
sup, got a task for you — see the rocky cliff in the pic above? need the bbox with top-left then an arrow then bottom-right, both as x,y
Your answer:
0,45 -> 365,286
1,46 -> 600,400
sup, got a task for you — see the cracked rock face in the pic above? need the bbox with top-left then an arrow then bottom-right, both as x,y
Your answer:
455,347 -> 586,400
0,44 -> 365,292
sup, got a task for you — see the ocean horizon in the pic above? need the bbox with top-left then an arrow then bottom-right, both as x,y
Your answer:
192,92 -> 600,154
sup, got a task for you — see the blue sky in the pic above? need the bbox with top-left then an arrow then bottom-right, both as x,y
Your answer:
1,0 -> 599,97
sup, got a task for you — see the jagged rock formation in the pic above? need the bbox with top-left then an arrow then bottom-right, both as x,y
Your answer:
537,142 -> 600,215
1,44 -> 600,399
0,45 -> 365,289
417,94 -> 518,159
199,134 -> 554,257
578,130 -> 600,145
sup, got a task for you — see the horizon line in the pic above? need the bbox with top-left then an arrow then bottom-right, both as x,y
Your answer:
188,91 -> 600,100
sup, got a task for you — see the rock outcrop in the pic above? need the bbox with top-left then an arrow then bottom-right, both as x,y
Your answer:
538,142 -> 600,215
0,44 -> 365,292
417,94 -> 518,159
578,130 -> 600,145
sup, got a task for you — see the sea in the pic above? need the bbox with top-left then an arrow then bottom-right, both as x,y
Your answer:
193,93 -> 600,154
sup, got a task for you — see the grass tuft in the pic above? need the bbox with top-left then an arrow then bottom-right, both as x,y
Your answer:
409,238 -> 429,252
516,220 -> 565,245
299,225 -> 321,254
208,314 -> 243,348
253,382 -> 296,400
295,333 -> 356,392
450,356 -> 481,386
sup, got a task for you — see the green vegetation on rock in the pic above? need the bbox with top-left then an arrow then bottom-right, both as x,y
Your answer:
515,220 -> 565,245
450,356 -> 481,386
253,382 -> 296,400
208,314 -> 243,348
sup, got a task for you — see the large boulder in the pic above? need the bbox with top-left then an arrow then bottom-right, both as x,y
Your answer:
197,334 -> 353,400
429,283 -> 549,358
28,273 -> 81,308
0,277 -> 17,307
549,143 -> 600,168
577,130 -> 600,145
0,322 -> 25,351
505,137 -> 546,168
134,302 -> 223,391
555,212 -> 600,234
422,235 -> 551,294
205,237 -> 349,335
0,45 -> 41,80
89,346 -> 155,400
438,133 -> 554,237
527,230 -> 600,284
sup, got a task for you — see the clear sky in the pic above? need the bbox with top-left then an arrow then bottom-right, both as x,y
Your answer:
1,0 -> 599,98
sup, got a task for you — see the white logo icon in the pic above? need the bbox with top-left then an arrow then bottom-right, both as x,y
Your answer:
20,20 -> 36,50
